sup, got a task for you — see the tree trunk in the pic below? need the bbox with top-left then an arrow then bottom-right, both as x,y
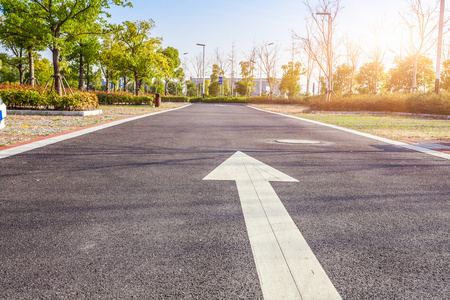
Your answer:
86,61 -> 90,91
123,77 -> 128,92
18,63 -> 24,85
134,71 -> 139,95
349,69 -> 355,94
106,70 -> 110,93
412,56 -> 418,93
52,47 -> 62,96
164,76 -> 169,95
78,52 -> 84,90
28,48 -> 35,87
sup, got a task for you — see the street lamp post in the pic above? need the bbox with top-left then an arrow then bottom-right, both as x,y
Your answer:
435,0 -> 445,93
183,52 -> 188,96
196,43 -> 205,97
316,12 -> 331,101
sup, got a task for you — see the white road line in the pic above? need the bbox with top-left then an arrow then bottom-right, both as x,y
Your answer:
249,105 -> 450,161
204,151 -> 342,300
0,104 -> 191,159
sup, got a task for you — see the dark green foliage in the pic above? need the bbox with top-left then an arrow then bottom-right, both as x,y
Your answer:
161,96 -> 189,102
95,91 -> 154,105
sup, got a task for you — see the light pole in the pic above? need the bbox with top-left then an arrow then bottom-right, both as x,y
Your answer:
196,43 -> 205,97
183,52 -> 188,96
435,0 -> 445,93
316,12 -> 331,101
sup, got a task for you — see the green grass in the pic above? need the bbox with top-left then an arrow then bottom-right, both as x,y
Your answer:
297,113 -> 450,142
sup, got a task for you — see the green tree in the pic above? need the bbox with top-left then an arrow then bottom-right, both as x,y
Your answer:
279,61 -> 305,98
65,35 -> 101,90
208,64 -> 227,97
0,57 -> 19,83
440,59 -> 450,91
332,64 -> 353,94
0,48 -> 26,85
159,46 -> 184,95
0,0 -> 131,95
356,62 -> 387,94
239,61 -> 255,96
387,55 -> 434,93
27,54 -> 52,86
186,81 -> 197,97
113,20 -> 166,95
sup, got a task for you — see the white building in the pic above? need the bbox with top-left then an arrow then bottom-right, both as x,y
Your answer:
190,77 -> 281,96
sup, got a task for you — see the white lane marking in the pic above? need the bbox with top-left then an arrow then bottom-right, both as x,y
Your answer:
204,151 -> 341,300
249,105 -> 450,161
0,104 -> 191,159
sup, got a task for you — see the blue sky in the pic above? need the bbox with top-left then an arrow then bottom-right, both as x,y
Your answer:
104,0 -> 425,77
0,0 -> 442,80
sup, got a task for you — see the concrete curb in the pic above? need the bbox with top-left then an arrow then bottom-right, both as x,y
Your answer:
8,109 -> 103,116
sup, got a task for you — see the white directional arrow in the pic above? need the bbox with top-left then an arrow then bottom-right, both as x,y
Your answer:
204,151 -> 341,300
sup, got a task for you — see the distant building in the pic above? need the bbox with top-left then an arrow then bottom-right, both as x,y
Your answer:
189,77 -> 281,96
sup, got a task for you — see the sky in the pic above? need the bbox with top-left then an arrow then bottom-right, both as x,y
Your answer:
103,0 -> 439,78
0,0 -> 444,82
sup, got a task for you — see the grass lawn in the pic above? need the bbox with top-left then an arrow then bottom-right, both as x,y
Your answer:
251,104 -> 450,143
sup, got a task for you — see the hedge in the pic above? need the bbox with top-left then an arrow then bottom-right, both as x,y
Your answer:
161,95 -> 189,102
0,84 -> 99,111
96,91 -> 154,105
309,93 -> 450,115
95,92 -> 189,105
189,97 -> 248,103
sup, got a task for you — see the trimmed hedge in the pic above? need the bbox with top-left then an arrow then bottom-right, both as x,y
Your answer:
161,95 -> 189,102
96,92 -> 189,105
309,93 -> 450,115
96,91 -> 154,105
247,96 -> 313,105
189,97 -> 248,103
0,84 -> 99,111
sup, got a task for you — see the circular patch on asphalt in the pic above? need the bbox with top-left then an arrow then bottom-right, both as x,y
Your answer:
276,139 -> 322,144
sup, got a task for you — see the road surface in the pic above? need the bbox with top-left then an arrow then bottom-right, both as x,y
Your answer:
1,104 -> 449,299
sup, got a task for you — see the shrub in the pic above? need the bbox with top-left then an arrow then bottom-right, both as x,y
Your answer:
248,96 -> 313,105
309,93 -> 450,115
189,97 -> 248,103
0,84 -> 99,111
161,95 -> 189,102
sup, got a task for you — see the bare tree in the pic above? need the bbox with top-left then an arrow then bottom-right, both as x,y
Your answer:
256,42 -> 279,96
191,52 -> 204,96
299,50 -> 315,95
345,38 -> 360,94
212,47 -> 229,76
401,0 -> 439,93
295,0 -> 342,101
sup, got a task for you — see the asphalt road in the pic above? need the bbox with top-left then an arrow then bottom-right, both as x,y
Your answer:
1,104 -> 449,299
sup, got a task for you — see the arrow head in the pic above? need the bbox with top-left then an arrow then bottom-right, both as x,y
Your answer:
203,151 -> 298,182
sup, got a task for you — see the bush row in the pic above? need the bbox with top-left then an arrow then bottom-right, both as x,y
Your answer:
0,84 -> 99,111
96,91 -> 154,105
161,95 -> 189,102
189,97 -> 248,103
309,93 -> 450,115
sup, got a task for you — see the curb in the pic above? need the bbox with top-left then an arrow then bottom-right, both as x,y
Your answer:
7,109 -> 103,116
